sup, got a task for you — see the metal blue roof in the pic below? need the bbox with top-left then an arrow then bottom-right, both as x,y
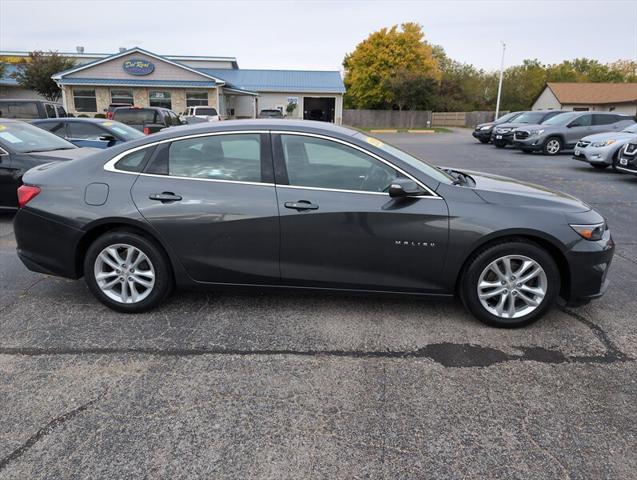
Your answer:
198,68 -> 345,93
56,78 -> 217,88
0,64 -> 19,86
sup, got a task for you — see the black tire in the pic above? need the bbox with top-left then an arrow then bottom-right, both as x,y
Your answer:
460,240 -> 560,328
520,149 -> 533,154
592,163 -> 609,170
542,136 -> 562,156
479,138 -> 490,144
611,150 -> 620,172
494,142 -> 506,149
84,230 -> 172,313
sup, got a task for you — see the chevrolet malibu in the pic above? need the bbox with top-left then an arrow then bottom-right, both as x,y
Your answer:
13,120 -> 614,328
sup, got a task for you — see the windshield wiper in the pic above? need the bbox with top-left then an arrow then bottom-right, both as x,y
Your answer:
441,167 -> 468,186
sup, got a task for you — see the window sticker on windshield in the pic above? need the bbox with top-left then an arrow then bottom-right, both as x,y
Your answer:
365,136 -> 384,148
0,131 -> 23,143
101,122 -> 114,126
0,125 -> 5,131
111,127 -> 127,135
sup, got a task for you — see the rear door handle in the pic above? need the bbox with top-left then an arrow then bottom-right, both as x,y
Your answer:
284,201 -> 319,211
149,192 -> 182,203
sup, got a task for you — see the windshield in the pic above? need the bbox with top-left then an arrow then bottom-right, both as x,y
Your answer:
99,121 -> 144,140
622,123 -> 637,133
541,112 -> 579,126
113,109 -> 158,125
194,108 -> 218,116
511,112 -> 547,124
496,111 -> 522,123
353,132 -> 454,185
0,121 -> 76,153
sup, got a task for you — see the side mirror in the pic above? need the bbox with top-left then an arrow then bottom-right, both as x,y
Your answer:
98,134 -> 116,142
388,178 -> 425,198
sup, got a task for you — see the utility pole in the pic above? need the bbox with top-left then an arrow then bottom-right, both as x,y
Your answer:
495,41 -> 506,119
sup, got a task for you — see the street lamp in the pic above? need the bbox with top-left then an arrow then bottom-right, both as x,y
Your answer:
495,41 -> 506,120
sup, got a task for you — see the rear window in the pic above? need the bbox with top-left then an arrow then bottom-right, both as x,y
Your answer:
194,108 -> 217,116
113,109 -> 159,125
0,101 -> 40,119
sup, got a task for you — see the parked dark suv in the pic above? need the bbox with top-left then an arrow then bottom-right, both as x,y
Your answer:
472,111 -> 524,144
112,107 -> 184,134
0,99 -> 67,120
616,140 -> 637,176
492,110 -> 565,148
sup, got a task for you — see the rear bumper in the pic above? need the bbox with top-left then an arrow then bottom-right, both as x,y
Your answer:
14,208 -> 83,279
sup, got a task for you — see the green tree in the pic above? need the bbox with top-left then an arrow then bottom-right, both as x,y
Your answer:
343,23 -> 440,109
383,68 -> 437,110
11,51 -> 75,101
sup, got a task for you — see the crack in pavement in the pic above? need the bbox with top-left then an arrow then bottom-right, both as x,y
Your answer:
0,392 -> 105,472
0,341 -> 631,367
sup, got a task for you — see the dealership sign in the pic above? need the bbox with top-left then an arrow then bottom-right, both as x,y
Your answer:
122,58 -> 155,76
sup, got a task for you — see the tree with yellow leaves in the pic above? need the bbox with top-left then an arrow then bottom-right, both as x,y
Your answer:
343,23 -> 441,109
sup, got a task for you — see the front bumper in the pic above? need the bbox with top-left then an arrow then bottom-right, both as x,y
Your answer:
472,129 -> 492,141
572,146 -> 613,165
492,131 -> 514,145
512,135 -> 545,151
616,151 -> 637,175
562,229 -> 614,307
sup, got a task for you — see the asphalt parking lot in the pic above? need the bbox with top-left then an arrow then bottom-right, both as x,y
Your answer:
0,128 -> 635,479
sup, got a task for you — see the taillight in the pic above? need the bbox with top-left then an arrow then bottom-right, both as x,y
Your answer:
106,111 -> 113,119
143,127 -> 150,135
17,185 -> 41,208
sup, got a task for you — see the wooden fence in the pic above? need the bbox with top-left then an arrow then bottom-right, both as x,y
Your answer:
343,110 -> 503,128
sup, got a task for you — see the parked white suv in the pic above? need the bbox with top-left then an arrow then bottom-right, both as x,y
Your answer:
181,106 -> 220,124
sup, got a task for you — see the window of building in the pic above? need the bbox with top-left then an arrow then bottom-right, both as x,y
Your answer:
111,89 -> 133,105
186,91 -> 208,107
149,91 -> 172,109
168,133 -> 262,182
73,89 -> 97,112
280,134 -> 401,193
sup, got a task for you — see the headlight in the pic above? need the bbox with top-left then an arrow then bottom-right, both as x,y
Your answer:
570,222 -> 606,241
591,140 -> 616,147
480,125 -> 492,131
529,129 -> 545,136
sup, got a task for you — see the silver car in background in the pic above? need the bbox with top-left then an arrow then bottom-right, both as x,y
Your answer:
573,123 -> 637,170
512,112 -> 635,155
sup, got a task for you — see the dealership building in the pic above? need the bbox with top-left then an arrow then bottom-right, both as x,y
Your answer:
0,47 -> 345,123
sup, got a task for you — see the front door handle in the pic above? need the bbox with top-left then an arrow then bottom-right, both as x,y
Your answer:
149,192 -> 182,203
284,200 -> 319,211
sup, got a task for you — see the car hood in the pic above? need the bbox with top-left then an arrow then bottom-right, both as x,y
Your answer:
580,131 -> 637,142
495,121 -> 537,129
462,169 -> 591,213
25,147 -> 100,161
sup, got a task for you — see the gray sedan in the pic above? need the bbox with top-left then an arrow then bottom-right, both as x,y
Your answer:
573,123 -> 637,170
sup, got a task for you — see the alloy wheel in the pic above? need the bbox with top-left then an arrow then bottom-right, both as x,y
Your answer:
476,255 -> 547,319
546,139 -> 561,154
94,243 -> 156,304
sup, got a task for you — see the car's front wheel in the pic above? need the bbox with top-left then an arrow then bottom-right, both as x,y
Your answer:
84,231 -> 172,313
461,240 -> 560,328
542,137 -> 562,155
479,138 -> 490,144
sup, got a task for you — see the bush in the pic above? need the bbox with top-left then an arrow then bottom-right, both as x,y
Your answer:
94,113 -> 106,118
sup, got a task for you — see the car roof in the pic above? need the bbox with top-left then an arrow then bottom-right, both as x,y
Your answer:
33,117 -> 106,124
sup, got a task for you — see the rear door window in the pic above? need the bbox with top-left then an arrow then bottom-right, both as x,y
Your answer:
67,122 -> 105,139
593,114 -> 619,125
167,133 -> 262,182
44,103 -> 56,118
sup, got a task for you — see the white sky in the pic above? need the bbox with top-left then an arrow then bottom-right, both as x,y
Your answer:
1,0 -> 636,72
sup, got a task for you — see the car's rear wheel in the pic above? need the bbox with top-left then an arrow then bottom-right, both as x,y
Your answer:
84,231 -> 172,313
461,240 -> 560,328
542,137 -> 562,155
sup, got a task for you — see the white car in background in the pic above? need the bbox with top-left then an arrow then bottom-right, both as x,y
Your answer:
573,123 -> 637,170
181,106 -> 220,124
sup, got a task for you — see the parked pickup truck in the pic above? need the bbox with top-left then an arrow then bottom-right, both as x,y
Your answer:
0,99 -> 68,120
181,106 -> 220,124
112,106 -> 184,134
